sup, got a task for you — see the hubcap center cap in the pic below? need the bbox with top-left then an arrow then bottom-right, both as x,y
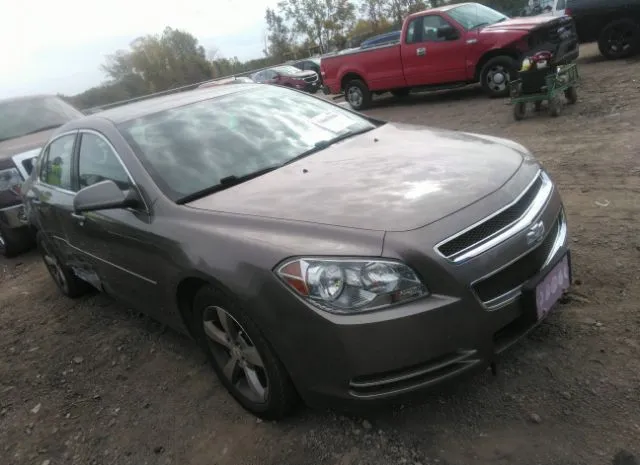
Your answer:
493,72 -> 505,84
231,345 -> 243,360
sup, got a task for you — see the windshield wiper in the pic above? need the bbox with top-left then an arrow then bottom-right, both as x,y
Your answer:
281,126 -> 375,167
176,165 -> 280,204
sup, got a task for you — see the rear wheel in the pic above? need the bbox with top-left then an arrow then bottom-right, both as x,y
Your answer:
598,19 -> 640,59
193,285 -> 298,420
480,56 -> 518,98
36,232 -> 90,298
344,79 -> 372,111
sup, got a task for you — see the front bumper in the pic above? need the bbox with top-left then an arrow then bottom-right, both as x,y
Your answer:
258,170 -> 569,408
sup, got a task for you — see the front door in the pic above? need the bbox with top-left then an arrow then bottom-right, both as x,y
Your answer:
401,14 -> 467,87
62,131 -> 166,318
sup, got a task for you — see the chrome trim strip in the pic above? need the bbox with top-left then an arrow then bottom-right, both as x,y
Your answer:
443,171 -> 553,264
477,210 -> 567,311
54,235 -> 157,285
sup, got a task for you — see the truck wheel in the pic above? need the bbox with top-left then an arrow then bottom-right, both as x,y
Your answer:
480,56 -> 517,98
344,79 -> 372,111
598,19 -> 640,59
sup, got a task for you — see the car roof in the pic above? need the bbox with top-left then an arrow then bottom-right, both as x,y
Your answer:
73,85 -> 259,125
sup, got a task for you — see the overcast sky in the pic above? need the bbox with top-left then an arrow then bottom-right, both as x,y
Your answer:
0,0 -> 279,99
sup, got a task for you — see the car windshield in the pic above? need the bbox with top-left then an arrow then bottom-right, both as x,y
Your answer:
274,66 -> 303,74
447,3 -> 508,30
0,96 -> 83,142
118,86 -> 376,202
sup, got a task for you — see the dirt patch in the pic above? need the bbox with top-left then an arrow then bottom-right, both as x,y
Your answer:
2,44 -> 639,465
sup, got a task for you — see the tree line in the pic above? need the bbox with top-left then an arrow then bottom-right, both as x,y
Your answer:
66,0 -> 527,110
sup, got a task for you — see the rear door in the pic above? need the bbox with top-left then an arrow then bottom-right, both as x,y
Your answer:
28,132 -> 78,257
401,14 -> 467,86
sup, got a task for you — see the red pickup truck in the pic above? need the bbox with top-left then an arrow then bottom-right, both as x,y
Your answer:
321,2 -> 579,110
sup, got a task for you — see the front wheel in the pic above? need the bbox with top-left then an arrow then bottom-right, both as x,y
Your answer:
193,285 -> 298,420
598,19 -> 640,59
480,56 -> 518,98
344,79 -> 372,111
36,232 -> 90,298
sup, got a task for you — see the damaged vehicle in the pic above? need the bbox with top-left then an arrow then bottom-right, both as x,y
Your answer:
23,84 -> 571,419
0,95 -> 83,257
321,2 -> 579,109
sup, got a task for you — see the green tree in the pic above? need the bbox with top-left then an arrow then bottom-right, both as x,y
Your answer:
265,8 -> 294,60
277,0 -> 356,52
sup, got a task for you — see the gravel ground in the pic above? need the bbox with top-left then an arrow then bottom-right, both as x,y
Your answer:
1,44 -> 639,465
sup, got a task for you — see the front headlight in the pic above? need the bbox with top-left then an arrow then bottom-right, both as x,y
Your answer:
275,258 -> 429,314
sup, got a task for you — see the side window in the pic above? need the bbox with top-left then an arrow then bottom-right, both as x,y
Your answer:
422,16 -> 455,42
406,17 -> 422,44
40,134 -> 75,190
78,133 -> 130,190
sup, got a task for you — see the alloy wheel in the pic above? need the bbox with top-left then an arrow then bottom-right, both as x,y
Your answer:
202,305 -> 269,403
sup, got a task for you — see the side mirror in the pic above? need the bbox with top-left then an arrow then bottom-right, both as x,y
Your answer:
73,180 -> 140,213
438,25 -> 459,41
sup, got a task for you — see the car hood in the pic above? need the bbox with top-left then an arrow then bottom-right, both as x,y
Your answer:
481,15 -> 561,32
0,129 -> 53,160
187,123 -> 527,232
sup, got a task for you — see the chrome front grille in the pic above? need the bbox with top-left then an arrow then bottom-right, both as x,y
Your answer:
472,210 -> 567,310
436,170 -> 553,263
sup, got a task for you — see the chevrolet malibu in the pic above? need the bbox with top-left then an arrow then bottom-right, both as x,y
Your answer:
22,84 -> 571,419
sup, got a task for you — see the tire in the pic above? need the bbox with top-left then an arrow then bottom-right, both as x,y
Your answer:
192,285 -> 298,420
391,88 -> 410,99
0,223 -> 22,258
598,19 -> 640,60
36,232 -> 91,298
549,96 -> 562,117
565,86 -> 578,104
344,79 -> 372,111
480,56 -> 518,98
513,102 -> 527,121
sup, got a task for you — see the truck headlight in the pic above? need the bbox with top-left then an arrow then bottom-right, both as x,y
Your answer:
275,258 -> 429,314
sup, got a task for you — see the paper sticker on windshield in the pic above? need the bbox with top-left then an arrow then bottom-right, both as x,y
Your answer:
310,112 -> 354,133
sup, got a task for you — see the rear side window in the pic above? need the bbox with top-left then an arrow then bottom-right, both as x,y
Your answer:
78,133 -> 130,190
40,134 -> 76,191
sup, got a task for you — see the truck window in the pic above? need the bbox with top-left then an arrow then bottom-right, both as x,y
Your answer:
406,15 -> 456,44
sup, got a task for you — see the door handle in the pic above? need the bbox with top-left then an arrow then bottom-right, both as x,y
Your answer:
416,47 -> 426,56
71,212 -> 86,225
